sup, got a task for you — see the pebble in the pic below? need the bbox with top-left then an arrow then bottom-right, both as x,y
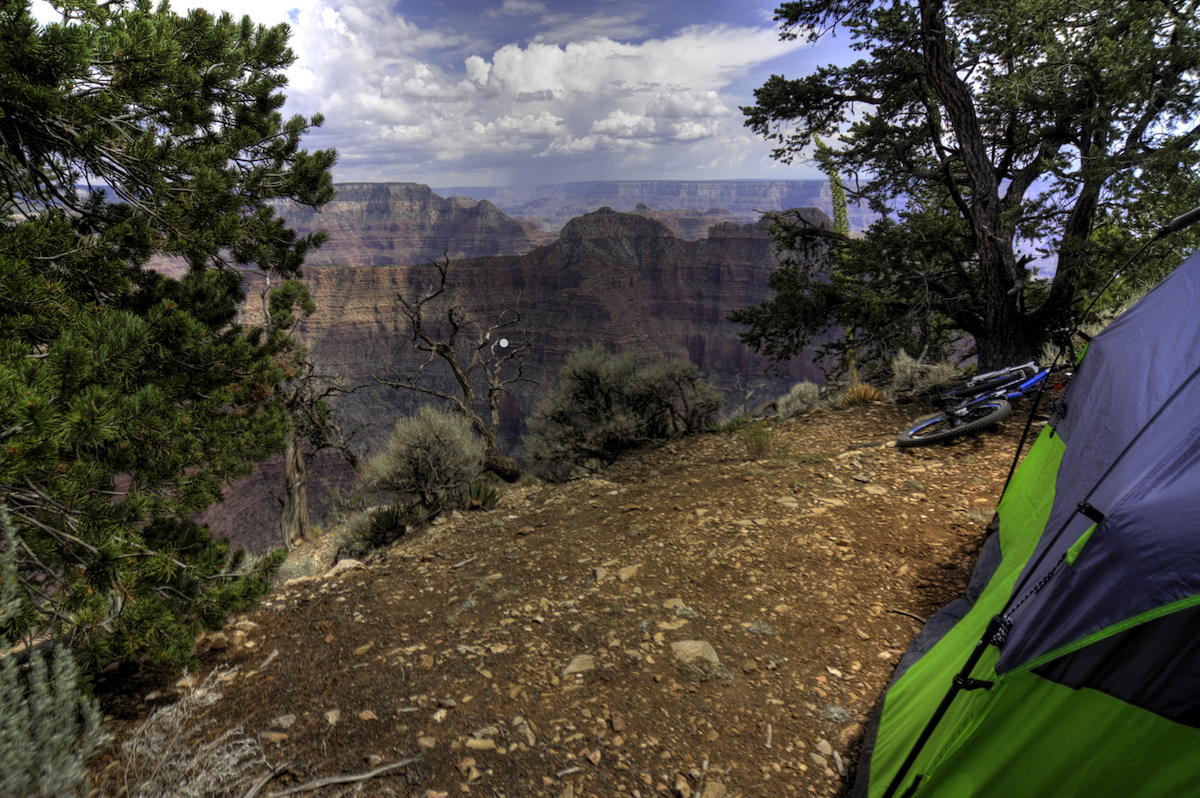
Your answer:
466,738 -> 497,751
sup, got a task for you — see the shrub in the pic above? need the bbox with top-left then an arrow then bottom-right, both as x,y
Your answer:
523,345 -> 722,478
776,381 -> 822,418
840,381 -> 886,407
362,406 -> 485,515
467,478 -> 501,511
339,504 -> 427,559
889,349 -> 957,398
742,419 -> 771,459
0,506 -> 110,798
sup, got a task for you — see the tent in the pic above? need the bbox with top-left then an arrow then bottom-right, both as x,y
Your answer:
853,251 -> 1200,798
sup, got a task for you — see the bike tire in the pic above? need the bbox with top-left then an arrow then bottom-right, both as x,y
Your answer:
897,399 -> 1013,447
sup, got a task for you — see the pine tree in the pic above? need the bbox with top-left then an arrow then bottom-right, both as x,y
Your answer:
0,0 -> 336,671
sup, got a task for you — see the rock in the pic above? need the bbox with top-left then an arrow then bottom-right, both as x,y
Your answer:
674,773 -> 693,797
670,640 -> 720,665
563,654 -> 596,675
839,723 -> 866,748
512,717 -> 537,745
417,736 -> 438,749
207,632 -> 228,650
359,710 -> 378,721
699,782 -> 727,798
456,757 -> 476,774
271,713 -> 296,729
366,754 -> 384,767
466,738 -> 496,751
325,709 -> 341,726
259,731 -> 288,744
662,598 -> 685,609
617,564 -> 642,582
323,559 -> 364,579
816,739 -> 833,756
808,752 -> 828,767
610,712 -> 626,732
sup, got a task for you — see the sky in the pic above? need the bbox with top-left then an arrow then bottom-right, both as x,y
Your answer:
43,0 -> 843,187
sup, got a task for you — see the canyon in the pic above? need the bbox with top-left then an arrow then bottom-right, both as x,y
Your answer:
215,182 -> 836,550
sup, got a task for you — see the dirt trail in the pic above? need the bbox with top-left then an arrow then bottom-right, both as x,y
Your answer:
92,403 -> 1034,798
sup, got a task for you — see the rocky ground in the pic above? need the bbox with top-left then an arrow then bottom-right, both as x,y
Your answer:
89,402 -> 1038,798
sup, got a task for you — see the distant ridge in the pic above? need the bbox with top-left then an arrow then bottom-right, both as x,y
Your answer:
433,179 -> 873,233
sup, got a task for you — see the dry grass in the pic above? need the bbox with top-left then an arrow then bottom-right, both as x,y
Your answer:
839,382 -> 886,408
119,667 -> 270,798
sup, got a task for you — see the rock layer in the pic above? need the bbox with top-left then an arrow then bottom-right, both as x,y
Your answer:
276,182 -> 555,267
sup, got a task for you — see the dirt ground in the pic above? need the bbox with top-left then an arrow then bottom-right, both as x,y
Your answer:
89,402 -> 1039,798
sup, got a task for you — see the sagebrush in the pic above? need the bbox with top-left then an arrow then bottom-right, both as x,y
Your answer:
523,345 -> 721,479
889,350 -> 957,398
361,406 -> 485,514
0,505 -> 110,798
776,381 -> 822,418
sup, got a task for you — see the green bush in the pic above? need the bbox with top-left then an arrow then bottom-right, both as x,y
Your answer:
523,345 -> 722,478
361,406 -> 485,515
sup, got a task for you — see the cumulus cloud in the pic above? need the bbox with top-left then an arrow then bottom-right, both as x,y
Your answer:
125,0 -> 815,183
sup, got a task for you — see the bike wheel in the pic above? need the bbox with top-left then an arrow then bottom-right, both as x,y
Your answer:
897,400 -> 1013,447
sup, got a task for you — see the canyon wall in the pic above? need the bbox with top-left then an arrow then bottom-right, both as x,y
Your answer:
276,182 -> 556,266
214,186 -> 835,550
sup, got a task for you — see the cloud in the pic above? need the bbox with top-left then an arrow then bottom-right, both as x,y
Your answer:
138,0 -> 814,183
487,0 -> 547,18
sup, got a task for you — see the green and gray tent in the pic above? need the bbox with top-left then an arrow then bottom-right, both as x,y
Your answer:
853,251 -> 1200,798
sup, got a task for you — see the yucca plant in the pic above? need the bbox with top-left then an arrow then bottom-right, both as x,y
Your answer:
467,479 -> 500,511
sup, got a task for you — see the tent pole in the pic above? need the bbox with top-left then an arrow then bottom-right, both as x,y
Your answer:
880,615 -> 1007,798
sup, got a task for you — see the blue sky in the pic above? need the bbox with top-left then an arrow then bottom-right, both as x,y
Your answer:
50,0 -> 844,186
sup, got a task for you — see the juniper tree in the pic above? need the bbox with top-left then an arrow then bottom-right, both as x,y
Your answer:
739,0 -> 1200,370
0,0 -> 336,670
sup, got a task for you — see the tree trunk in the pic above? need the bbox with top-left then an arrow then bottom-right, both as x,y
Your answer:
920,0 -> 1028,370
484,447 -> 523,483
281,427 -> 312,549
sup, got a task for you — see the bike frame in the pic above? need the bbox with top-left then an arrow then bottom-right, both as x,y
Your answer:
943,365 -> 1051,415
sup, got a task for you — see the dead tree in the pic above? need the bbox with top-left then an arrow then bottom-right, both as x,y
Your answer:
376,255 -> 532,483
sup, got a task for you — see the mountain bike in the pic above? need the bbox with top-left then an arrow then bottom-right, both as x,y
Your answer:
896,360 -> 1070,447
